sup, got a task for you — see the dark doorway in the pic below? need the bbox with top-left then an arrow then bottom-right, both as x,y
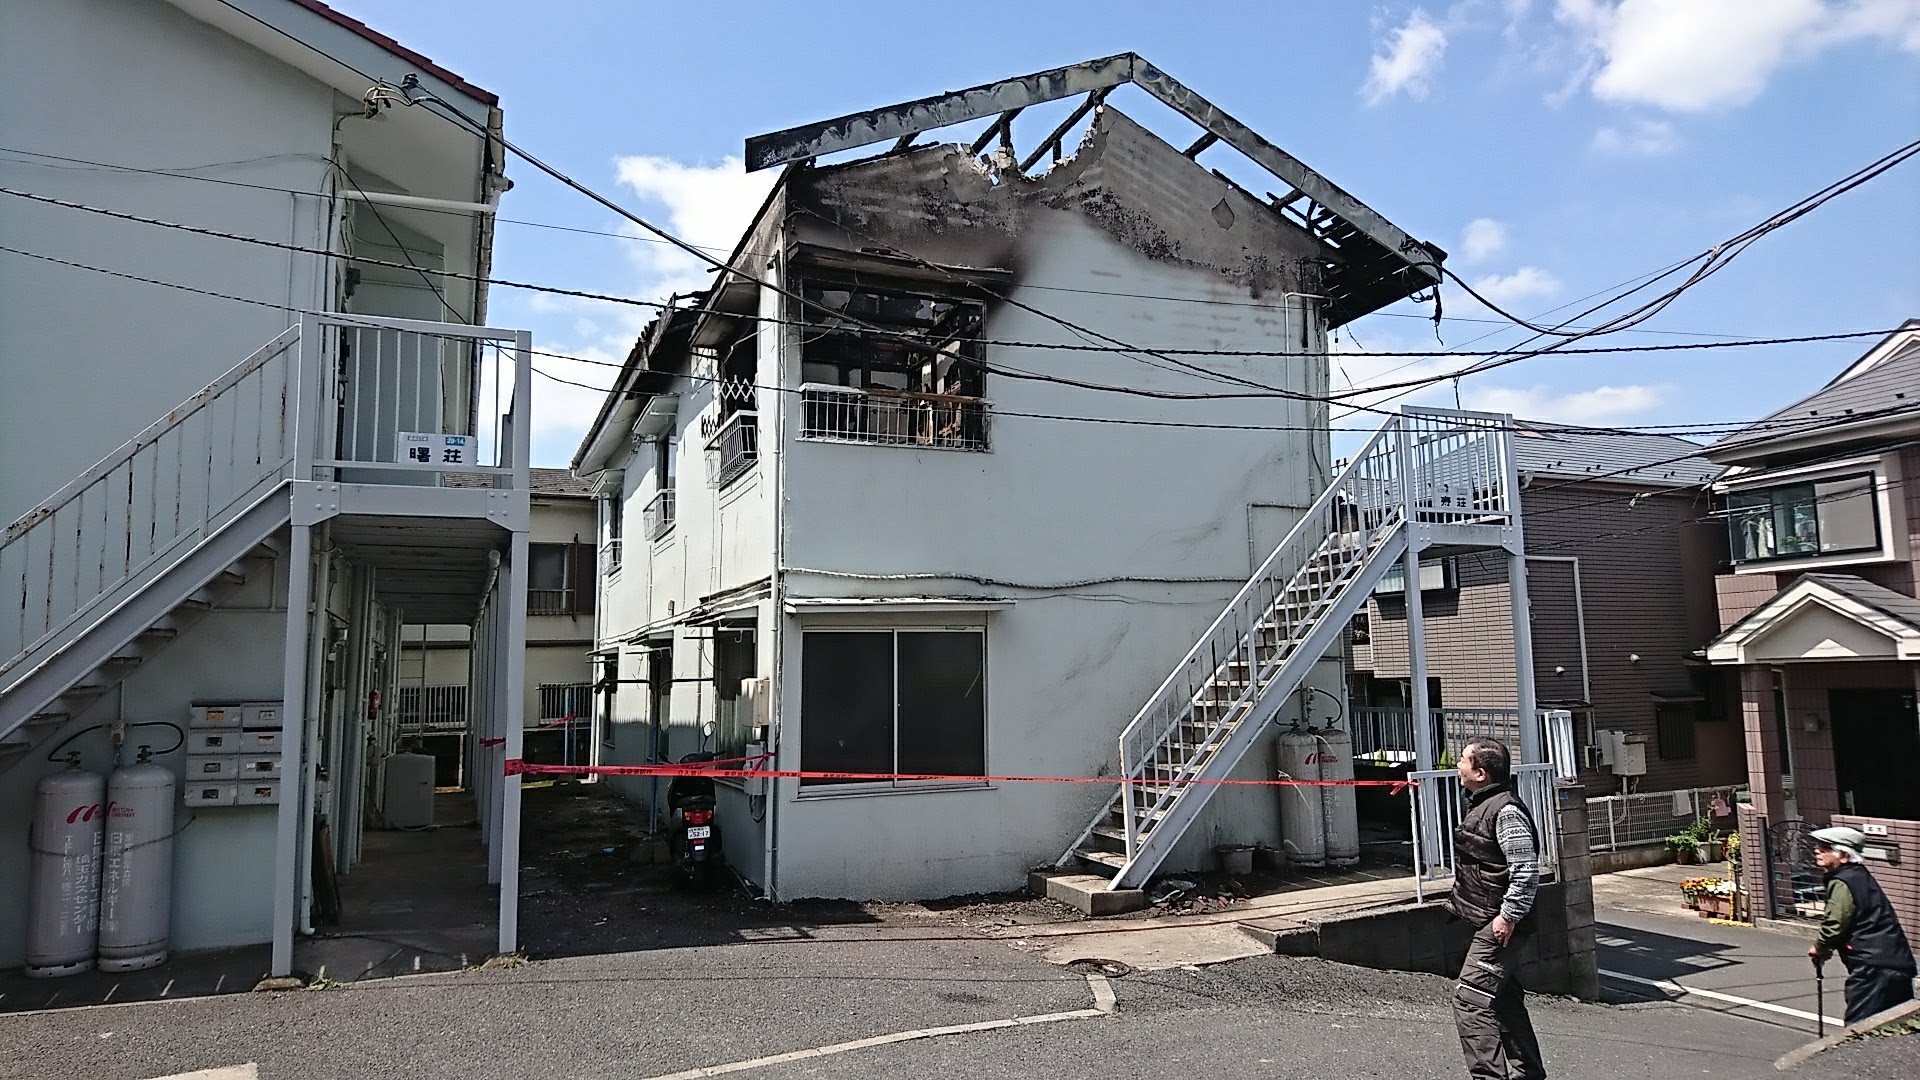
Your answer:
1829,687 -> 1920,818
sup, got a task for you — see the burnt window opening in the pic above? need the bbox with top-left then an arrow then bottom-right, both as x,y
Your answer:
700,328 -> 760,489
798,278 -> 990,451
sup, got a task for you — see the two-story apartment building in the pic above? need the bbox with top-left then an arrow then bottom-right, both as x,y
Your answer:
2,0 -> 532,979
1351,424 -> 1744,795
1709,322 -> 1920,931
573,56 -> 1525,902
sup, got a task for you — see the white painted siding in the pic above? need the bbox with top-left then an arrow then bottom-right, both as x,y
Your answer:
0,0 -> 338,526
768,215 -> 1332,898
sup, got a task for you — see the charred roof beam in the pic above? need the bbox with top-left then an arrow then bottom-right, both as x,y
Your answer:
742,52 -> 1442,303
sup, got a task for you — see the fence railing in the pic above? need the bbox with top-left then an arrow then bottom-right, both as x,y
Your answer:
303,313 -> 531,487
1,328 -> 302,681
538,682 -> 592,722
799,384 -> 990,451
643,489 -> 675,540
1588,785 -> 1744,853
702,409 -> 758,488
395,684 -> 470,733
1410,762 -> 1561,898
1351,706 -> 1528,763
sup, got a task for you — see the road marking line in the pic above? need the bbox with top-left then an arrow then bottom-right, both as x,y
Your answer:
1599,968 -> 1842,1027
142,1066 -> 259,1080
640,976 -> 1115,1079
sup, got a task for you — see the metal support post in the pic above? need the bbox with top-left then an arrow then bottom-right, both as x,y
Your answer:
498,530 -> 530,955
271,524 -> 313,977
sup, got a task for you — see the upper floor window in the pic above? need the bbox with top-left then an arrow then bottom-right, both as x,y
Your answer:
601,496 -> 624,575
1727,473 -> 1879,564
798,278 -> 990,452
529,542 -> 595,615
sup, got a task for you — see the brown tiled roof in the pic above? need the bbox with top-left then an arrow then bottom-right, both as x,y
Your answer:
439,468 -> 593,495
287,0 -> 498,106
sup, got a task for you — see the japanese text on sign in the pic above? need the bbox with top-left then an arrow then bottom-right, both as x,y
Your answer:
396,432 -> 472,468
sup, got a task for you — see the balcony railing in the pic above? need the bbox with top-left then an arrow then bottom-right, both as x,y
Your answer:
600,538 -> 624,576
302,313 -> 531,488
643,489 -> 676,540
703,410 -> 758,488
538,682 -> 593,722
800,385 -> 990,451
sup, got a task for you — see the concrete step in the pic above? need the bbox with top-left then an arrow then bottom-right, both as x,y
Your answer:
1029,869 -> 1146,916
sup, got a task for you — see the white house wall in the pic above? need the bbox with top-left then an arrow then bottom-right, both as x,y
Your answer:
0,0 -> 340,526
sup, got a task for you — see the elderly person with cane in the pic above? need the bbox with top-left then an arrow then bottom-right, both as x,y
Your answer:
1808,825 -> 1917,1025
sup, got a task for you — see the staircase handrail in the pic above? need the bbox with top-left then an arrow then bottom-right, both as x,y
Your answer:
1,327 -> 302,679
1115,417 -> 1405,780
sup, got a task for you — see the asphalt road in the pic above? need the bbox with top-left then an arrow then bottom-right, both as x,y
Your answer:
1597,907 -> 1841,1032
10,937 -> 1909,1080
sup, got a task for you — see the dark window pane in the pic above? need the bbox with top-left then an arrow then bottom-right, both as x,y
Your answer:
1656,706 -> 1697,761
896,631 -> 985,778
528,544 -> 568,590
801,632 -> 894,785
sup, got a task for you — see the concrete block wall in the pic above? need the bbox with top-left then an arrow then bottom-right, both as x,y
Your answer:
1306,780 -> 1600,1000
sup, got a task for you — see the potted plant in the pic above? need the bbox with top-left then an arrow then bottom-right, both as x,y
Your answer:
1678,877 -> 1712,910
1697,879 -> 1736,919
1725,830 -> 1741,875
1665,817 -> 1712,864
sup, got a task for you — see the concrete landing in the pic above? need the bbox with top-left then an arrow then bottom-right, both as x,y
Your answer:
1027,871 -> 1146,916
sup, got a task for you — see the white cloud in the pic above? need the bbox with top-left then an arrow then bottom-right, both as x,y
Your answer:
1465,265 -> 1562,307
1461,382 -> 1667,423
1460,217 -> 1509,262
1364,9 -> 1450,103
1555,0 -> 1920,112
611,155 -> 780,302
518,155 -> 779,466
1591,117 -> 1680,156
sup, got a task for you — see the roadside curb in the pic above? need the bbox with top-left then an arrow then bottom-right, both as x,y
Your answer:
1773,996 -> 1920,1071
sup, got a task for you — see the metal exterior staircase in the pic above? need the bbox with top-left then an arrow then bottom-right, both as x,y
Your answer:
0,330 -> 303,771
1059,408 -> 1518,890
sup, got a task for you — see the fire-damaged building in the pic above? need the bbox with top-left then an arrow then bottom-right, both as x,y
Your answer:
572,55 -> 1459,901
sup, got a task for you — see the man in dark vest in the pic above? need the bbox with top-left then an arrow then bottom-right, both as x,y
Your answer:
1447,737 -> 1546,1080
1808,825 -> 1917,1025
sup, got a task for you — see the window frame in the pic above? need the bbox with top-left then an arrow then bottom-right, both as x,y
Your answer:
1722,456 -> 1900,573
527,542 -> 572,614
797,626 -> 989,796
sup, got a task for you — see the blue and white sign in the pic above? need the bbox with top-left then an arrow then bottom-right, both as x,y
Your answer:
397,432 -> 472,468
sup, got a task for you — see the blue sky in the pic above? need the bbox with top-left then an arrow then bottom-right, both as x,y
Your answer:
327,0 -> 1920,467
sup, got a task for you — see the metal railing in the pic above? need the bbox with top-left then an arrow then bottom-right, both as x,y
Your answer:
1351,706 -> 1529,764
600,538 -> 624,576
1410,762 -> 1561,898
1115,420 -> 1411,860
704,410 -> 758,487
643,489 -> 676,540
395,684 -> 470,734
1,328 -> 301,679
303,313 -> 531,487
537,682 -> 592,722
528,589 -> 569,615
1400,408 -> 1516,526
1588,785 -> 1744,853
799,384 -> 990,451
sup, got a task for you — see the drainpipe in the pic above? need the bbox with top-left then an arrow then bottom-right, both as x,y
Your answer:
762,245 -> 788,903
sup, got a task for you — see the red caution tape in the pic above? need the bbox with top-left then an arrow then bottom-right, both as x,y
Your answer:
503,758 -> 1414,794
479,737 -> 506,747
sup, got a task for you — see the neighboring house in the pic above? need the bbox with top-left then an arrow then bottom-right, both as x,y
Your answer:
1351,423 -> 1746,794
1706,322 -> 1920,932
401,470 -> 598,778
572,55 -> 1513,902
1,0 -> 531,978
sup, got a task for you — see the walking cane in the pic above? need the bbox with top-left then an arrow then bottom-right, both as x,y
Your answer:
1813,957 -> 1826,1035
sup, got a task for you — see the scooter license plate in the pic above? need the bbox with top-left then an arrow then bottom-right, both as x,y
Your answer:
686,826 -> 712,840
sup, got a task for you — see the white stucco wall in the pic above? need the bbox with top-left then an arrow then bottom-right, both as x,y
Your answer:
765,211 -> 1334,899
0,0 -> 341,526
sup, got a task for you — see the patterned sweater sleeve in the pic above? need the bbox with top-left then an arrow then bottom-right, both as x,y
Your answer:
1495,803 -> 1540,924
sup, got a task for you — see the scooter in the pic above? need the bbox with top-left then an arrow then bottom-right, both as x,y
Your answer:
667,750 -> 721,886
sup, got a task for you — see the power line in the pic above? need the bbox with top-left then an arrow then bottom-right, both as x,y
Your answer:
8,183 -> 1899,367
0,143 -> 1792,347
12,235 -> 1914,455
